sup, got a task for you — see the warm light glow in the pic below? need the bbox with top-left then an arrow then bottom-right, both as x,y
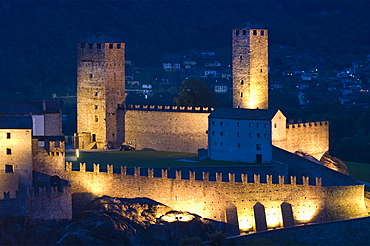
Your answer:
239,218 -> 253,231
265,208 -> 281,228
76,149 -> 79,159
160,211 -> 195,222
294,203 -> 318,223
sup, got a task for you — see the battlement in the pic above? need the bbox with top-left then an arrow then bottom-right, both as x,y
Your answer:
65,162 -> 322,187
126,104 -> 214,112
287,121 -> 329,129
79,43 -> 123,50
1,185 -> 69,200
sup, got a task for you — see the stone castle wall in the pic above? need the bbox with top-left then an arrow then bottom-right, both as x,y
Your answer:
125,107 -> 210,153
0,186 -> 72,220
273,121 -> 329,160
66,163 -> 367,231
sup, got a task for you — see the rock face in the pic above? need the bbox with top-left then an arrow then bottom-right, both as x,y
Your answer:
295,151 -> 349,175
319,152 -> 349,175
57,196 -> 217,245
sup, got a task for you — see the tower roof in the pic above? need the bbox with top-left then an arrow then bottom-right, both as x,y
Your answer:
209,107 -> 278,120
80,34 -> 120,43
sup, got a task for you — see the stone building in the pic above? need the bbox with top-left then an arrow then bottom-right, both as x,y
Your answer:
76,34 -> 125,150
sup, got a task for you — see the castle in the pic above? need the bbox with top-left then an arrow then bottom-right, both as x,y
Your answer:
0,26 -> 368,234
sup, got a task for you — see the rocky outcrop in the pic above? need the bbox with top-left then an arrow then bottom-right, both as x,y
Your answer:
320,152 -> 349,175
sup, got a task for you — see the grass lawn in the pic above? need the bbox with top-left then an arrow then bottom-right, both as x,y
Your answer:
345,161 -> 370,183
65,150 -> 257,169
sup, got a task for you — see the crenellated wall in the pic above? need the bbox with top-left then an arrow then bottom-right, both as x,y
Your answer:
0,186 -> 72,220
273,121 -> 329,160
124,109 -> 210,153
65,162 -> 367,232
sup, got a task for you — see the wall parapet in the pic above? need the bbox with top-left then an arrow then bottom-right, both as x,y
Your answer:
126,104 -> 214,112
286,121 -> 329,129
65,162 -> 322,187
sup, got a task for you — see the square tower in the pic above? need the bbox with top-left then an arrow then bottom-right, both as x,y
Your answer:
77,35 -> 125,149
232,28 -> 268,109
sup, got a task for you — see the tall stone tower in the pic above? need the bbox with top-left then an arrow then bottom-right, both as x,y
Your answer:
76,34 -> 125,149
232,26 -> 268,109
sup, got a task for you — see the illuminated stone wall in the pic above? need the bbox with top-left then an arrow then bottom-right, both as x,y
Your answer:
77,41 -> 125,149
232,28 -> 268,109
0,129 -> 33,193
282,121 -> 329,160
66,163 -> 367,232
125,108 -> 210,153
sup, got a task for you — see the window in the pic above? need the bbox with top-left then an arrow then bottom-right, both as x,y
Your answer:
6,133 -> 10,139
117,43 -> 121,49
88,43 -> 93,49
237,132 -> 241,137
54,141 -> 60,147
89,74 -> 93,78
80,43 -> 86,49
95,116 -> 98,122
94,91 -> 98,96
240,80 -> 244,85
6,148 -> 11,155
237,122 -> 240,127
94,105 -> 98,109
212,131 -> 215,135
239,54 -> 243,60
274,123 -> 277,128
249,123 -> 252,127
257,133 -> 260,138
220,122 -> 223,126
243,30 -> 247,35
38,140 -> 45,147
257,123 -> 260,128
220,132 -> 223,136
220,142 -> 223,146
212,121 -> 215,126
5,165 -> 14,173
235,30 -> 239,36
97,43 -> 101,49
109,44 -> 114,49
256,144 -> 261,150
253,30 -> 257,35
264,123 -> 268,128
264,134 -> 268,138
260,69 -> 263,72
261,30 -> 265,36
249,133 -> 252,137
237,143 -> 241,148
240,92 -> 243,97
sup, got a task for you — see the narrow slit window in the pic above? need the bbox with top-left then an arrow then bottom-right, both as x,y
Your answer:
6,133 -> 10,139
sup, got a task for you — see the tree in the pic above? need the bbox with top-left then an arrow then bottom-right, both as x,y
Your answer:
174,78 -> 217,107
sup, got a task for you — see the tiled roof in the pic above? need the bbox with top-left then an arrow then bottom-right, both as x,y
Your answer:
0,115 -> 32,129
209,107 -> 278,120
0,101 -> 60,115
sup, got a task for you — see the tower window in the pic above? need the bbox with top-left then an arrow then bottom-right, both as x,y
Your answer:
261,69 -> 263,72
94,92 -> 98,96
88,43 -> 93,49
97,44 -> 102,49
109,44 -> 114,49
80,43 -> 86,49
240,80 -> 244,85
240,92 -> 243,97
6,148 -> 11,155
117,44 -> 121,49
243,30 -> 247,35
239,54 -> 243,60
90,74 -> 93,78
261,30 -> 265,36
235,30 -> 239,36
5,165 -> 14,173
95,116 -> 98,122
94,105 -> 98,109
6,133 -> 10,139
253,30 -> 257,35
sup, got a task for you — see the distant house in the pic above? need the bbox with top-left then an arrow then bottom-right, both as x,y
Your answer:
163,62 -> 181,70
221,73 -> 232,80
205,61 -> 221,67
205,70 -> 217,77
296,83 -> 310,90
201,51 -> 215,57
214,85 -> 228,93
301,73 -> 313,81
